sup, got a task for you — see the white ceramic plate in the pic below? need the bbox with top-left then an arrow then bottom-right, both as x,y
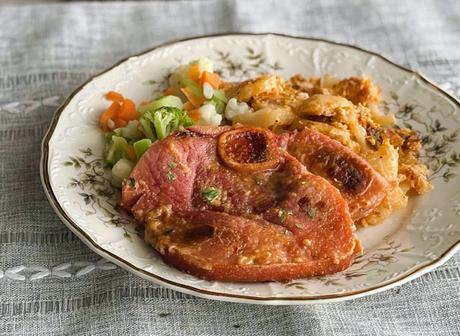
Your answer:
41,33 -> 460,304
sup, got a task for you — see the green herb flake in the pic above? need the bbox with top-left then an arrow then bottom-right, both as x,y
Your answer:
307,207 -> 317,219
166,171 -> 177,181
295,223 -> 303,229
127,177 -> 136,188
167,161 -> 177,169
201,187 -> 221,203
278,209 -> 289,223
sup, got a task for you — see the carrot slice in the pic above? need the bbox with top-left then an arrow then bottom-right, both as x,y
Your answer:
113,118 -> 128,128
119,98 -> 140,121
188,64 -> 200,83
126,145 -> 137,162
164,87 -> 176,96
200,71 -> 221,89
181,87 -> 204,108
100,91 -> 140,131
99,102 -> 121,131
187,108 -> 201,121
183,101 -> 194,111
106,91 -> 124,102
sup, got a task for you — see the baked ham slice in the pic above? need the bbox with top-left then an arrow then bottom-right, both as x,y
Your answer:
282,127 -> 389,221
121,126 -> 361,282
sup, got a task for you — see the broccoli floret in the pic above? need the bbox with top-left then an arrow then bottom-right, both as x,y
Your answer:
139,106 -> 193,141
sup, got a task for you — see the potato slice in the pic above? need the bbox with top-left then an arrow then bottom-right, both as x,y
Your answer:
296,94 -> 353,117
236,75 -> 284,102
233,105 -> 297,129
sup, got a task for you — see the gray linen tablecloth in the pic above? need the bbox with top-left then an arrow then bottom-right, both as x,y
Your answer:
1,1 -> 459,335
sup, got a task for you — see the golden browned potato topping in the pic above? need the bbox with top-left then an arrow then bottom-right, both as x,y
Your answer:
224,73 -> 432,226
331,77 -> 381,106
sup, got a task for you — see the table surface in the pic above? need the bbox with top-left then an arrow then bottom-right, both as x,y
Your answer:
0,1 -> 459,335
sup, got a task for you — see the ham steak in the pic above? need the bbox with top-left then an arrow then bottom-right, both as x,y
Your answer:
121,125 -> 363,282
283,127 -> 389,221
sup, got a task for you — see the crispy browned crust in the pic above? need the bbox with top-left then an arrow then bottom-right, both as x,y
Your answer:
161,250 -> 355,282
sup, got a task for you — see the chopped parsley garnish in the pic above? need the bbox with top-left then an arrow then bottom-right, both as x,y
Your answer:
127,177 -> 136,188
295,223 -> 303,229
201,187 -> 221,203
166,171 -> 177,181
167,161 -> 177,169
278,209 -> 292,223
307,207 -> 317,219
278,209 -> 288,223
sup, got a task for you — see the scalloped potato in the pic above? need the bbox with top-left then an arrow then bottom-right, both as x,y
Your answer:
296,94 -> 353,117
223,73 -> 431,226
232,104 -> 297,129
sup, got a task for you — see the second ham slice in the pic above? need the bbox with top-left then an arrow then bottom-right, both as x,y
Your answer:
282,127 -> 389,221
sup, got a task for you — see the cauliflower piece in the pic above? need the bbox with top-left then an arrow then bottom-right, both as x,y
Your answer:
198,103 -> 222,126
225,98 -> 252,120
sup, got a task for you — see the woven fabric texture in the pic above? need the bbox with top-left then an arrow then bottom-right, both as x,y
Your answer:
0,1 -> 459,335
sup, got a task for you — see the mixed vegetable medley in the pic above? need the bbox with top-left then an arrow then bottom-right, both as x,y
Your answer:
99,58 -> 228,186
